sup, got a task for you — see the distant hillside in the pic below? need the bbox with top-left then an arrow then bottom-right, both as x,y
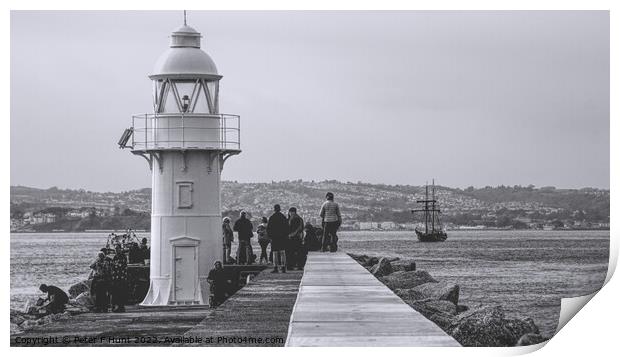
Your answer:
459,185 -> 609,221
10,181 -> 609,231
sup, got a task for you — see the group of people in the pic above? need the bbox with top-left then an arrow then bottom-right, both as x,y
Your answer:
89,238 -> 148,313
89,244 -> 130,312
220,191 -> 343,273
36,193 -> 342,312
36,239 -> 149,315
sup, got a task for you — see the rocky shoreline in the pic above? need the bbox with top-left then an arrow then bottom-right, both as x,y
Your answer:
349,253 -> 548,347
10,281 -> 92,335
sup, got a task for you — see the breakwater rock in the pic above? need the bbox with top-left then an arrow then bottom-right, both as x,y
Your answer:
349,253 -> 547,347
11,302 -> 90,335
380,270 -> 437,289
69,280 -> 91,298
11,281 -> 97,335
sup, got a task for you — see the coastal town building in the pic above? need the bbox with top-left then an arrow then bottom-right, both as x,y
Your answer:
380,221 -> 397,230
359,222 -> 379,230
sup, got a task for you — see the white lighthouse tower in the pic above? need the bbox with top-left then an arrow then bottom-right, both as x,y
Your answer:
119,18 -> 240,305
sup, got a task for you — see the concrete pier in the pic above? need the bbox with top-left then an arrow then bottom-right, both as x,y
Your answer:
11,252 -> 459,347
285,252 -> 460,347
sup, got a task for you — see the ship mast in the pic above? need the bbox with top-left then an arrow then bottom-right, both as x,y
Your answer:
431,179 -> 435,233
413,180 -> 441,234
425,182 -> 429,233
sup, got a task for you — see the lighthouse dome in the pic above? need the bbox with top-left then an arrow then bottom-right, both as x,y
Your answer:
149,24 -> 220,80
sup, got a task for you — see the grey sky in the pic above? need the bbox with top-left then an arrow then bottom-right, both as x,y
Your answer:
10,11 -> 609,191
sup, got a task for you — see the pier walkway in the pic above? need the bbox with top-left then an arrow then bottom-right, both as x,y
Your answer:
285,252 -> 460,347
11,270 -> 303,347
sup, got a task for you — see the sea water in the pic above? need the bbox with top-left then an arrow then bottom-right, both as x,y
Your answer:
10,231 -> 609,337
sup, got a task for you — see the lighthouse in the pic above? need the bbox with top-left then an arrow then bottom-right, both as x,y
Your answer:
118,20 -> 240,305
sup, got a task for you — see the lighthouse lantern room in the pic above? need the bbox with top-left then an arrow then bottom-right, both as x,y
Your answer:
119,19 -> 240,306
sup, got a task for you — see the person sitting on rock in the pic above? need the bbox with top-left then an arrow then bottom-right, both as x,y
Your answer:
39,284 -> 69,314
207,261 -> 228,308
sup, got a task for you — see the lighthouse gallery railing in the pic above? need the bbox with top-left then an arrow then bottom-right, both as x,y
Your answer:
129,113 -> 240,151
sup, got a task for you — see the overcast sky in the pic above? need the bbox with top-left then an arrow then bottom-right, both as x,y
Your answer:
10,11 -> 609,192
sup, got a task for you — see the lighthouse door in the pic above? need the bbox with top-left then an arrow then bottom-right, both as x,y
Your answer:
174,246 -> 197,302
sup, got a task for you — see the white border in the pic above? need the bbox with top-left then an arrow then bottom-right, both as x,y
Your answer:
4,1 -> 617,357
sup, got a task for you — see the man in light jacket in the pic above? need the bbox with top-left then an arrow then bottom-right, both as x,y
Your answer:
319,192 -> 342,252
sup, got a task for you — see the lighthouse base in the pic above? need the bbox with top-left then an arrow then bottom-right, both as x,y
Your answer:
140,276 -> 210,306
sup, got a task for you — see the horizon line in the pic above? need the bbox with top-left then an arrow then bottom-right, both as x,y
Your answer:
9,180 -> 611,193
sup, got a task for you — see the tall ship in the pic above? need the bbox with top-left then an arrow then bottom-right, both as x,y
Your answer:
411,180 -> 448,242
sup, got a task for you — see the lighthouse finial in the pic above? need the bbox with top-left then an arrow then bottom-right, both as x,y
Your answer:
183,10 -> 187,26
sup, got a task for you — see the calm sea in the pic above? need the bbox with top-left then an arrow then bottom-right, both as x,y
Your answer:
10,231 -> 609,337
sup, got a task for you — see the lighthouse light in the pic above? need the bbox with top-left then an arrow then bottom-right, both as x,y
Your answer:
181,95 -> 190,113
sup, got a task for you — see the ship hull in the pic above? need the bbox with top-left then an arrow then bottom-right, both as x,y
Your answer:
415,229 -> 448,242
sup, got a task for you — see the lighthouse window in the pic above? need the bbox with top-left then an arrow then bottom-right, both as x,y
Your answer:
152,81 -> 159,111
161,84 -> 179,113
153,79 -> 218,114
175,81 -> 197,112
206,81 -> 219,113
177,182 -> 194,209
192,84 -> 210,113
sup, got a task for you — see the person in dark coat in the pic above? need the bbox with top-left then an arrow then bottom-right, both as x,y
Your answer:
39,284 -> 69,314
287,207 -> 305,270
267,204 -> 289,273
233,211 -> 254,265
111,244 -> 128,312
207,261 -> 228,307
128,242 -> 142,264
139,238 -> 150,263
304,223 -> 320,252
90,251 -> 112,312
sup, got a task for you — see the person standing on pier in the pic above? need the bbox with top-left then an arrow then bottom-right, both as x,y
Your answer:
111,244 -> 128,313
256,216 -> 270,265
90,251 -> 112,312
268,204 -> 289,273
222,217 -> 234,264
320,192 -> 342,252
233,211 -> 254,265
207,261 -> 227,308
288,207 -> 306,270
